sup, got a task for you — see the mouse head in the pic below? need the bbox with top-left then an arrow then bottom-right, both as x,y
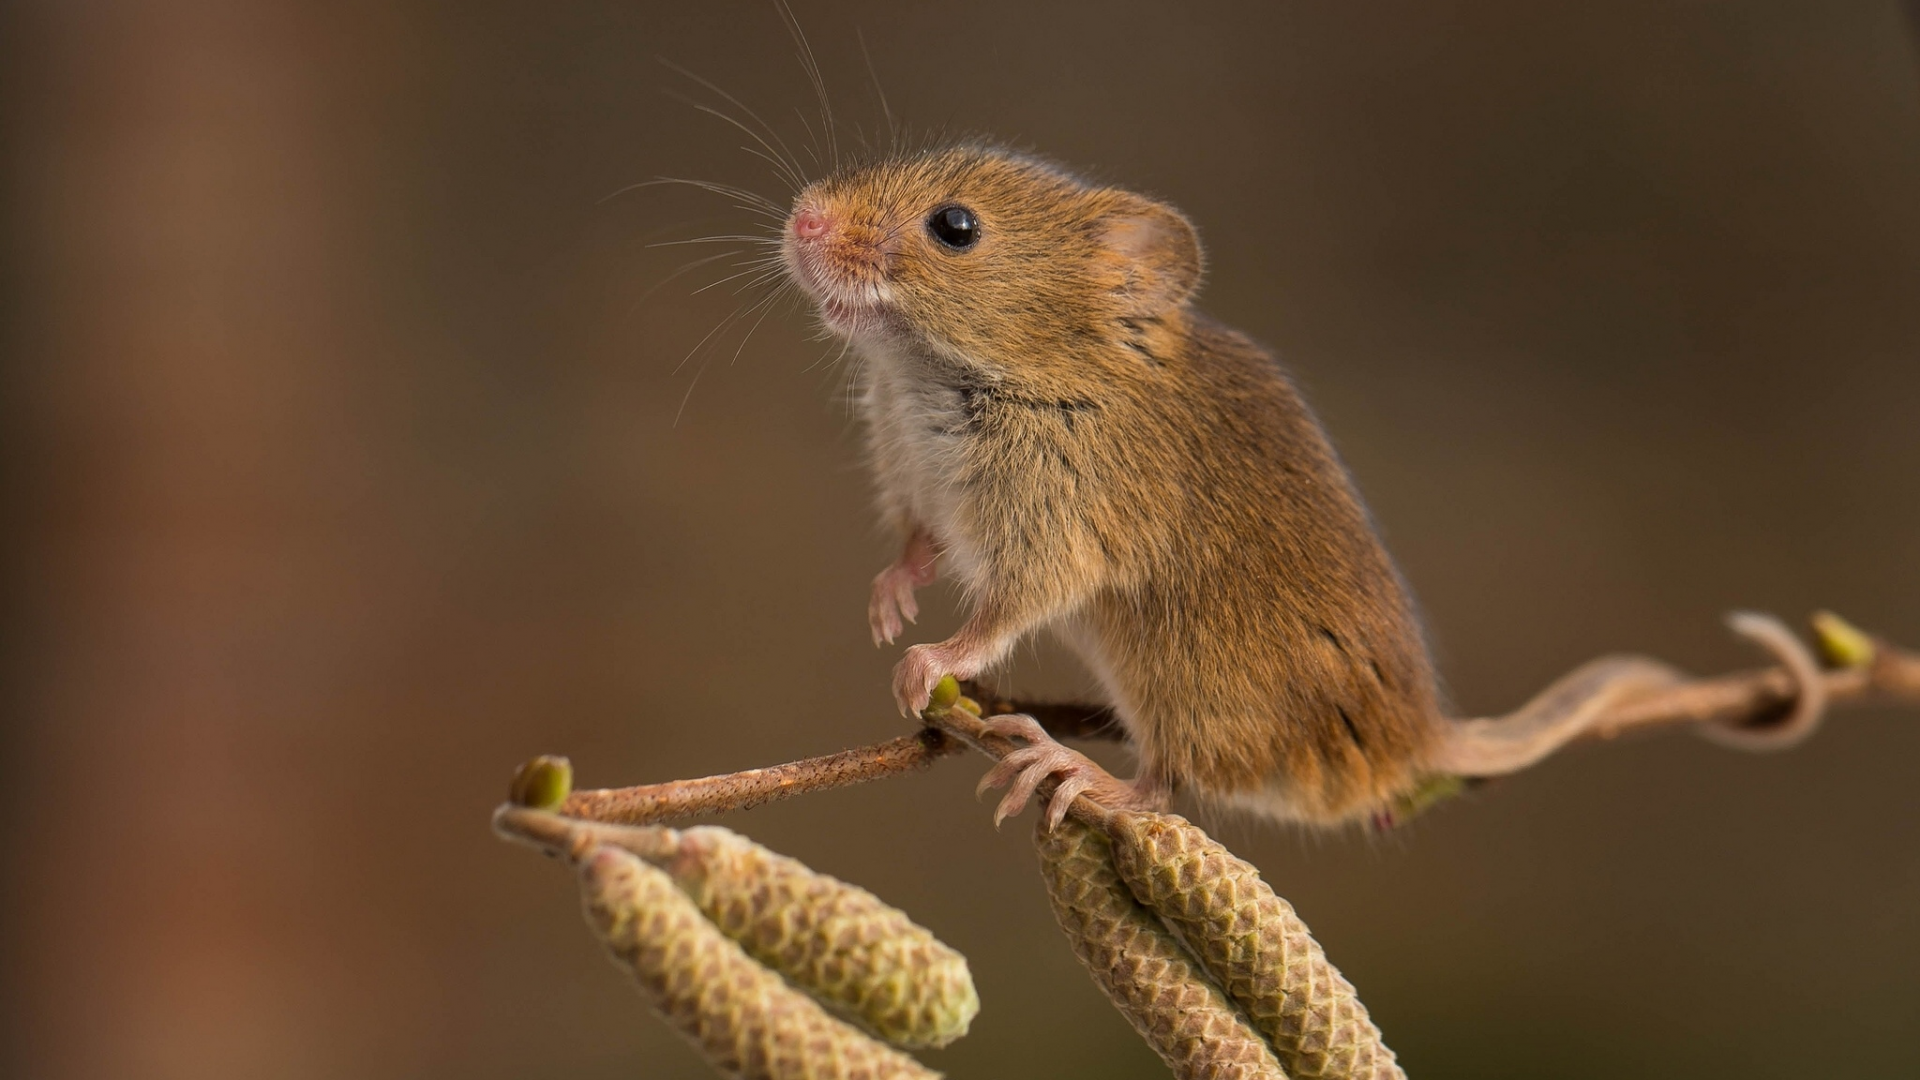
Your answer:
782,146 -> 1203,374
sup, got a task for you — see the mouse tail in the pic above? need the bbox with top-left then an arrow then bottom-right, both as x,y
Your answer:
1427,611 -> 1829,779
1430,654 -> 1684,777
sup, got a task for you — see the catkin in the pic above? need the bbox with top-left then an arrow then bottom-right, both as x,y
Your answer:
1035,816 -> 1292,1080
666,826 -> 979,1049
1103,811 -> 1405,1080
579,844 -> 940,1080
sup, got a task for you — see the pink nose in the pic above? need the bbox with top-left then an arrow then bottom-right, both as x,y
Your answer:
793,208 -> 831,240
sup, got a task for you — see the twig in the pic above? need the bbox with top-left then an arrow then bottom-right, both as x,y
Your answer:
1596,638 -> 1919,736
959,690 -> 1124,742
493,804 -> 678,861
557,728 -> 961,826
523,615 -> 1917,833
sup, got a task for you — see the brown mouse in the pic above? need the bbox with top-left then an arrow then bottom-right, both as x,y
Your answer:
778,144 -> 1817,830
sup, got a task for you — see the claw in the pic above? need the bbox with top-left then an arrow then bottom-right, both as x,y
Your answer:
972,713 -> 1128,831
870,572 -> 913,646
973,714 -> 1054,799
1046,773 -> 1095,831
893,644 -> 952,717
868,537 -> 936,647
975,754 -> 1026,799
978,746 -> 1055,825
998,747 -> 1063,825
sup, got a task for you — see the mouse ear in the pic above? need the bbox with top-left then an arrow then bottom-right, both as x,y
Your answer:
1098,194 -> 1203,317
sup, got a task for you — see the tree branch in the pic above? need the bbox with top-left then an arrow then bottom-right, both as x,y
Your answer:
555,728 -> 961,826
1595,635 -> 1919,736
538,613 -> 1918,831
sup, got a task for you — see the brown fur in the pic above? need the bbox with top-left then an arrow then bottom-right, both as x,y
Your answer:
784,146 -> 1442,826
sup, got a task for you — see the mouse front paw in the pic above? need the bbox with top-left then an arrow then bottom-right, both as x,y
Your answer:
975,714 -> 1150,830
868,562 -> 923,646
869,530 -> 938,647
892,643 -> 976,717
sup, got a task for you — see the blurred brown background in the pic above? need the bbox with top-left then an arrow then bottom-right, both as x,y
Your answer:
4,2 -> 1918,1078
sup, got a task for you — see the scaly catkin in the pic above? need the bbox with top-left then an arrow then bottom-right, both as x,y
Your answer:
1103,811 -> 1404,1080
580,844 -> 940,1080
668,825 -> 978,1049
1036,816 -> 1292,1080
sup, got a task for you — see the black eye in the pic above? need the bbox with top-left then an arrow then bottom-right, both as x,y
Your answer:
927,204 -> 980,250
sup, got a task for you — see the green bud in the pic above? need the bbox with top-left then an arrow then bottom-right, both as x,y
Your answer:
1811,610 -> 1875,670
925,675 -> 961,715
509,755 -> 573,810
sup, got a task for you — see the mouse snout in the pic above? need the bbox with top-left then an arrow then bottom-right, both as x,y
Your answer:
792,208 -> 832,240
787,204 -> 890,282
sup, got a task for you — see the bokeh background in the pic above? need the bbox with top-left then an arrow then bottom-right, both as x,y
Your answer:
5,2 -> 1919,1078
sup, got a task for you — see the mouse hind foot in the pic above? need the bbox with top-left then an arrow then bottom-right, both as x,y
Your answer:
976,714 -> 1167,830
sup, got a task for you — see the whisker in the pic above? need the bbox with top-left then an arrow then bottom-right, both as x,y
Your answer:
656,57 -> 809,189
624,214 -> 751,247
647,234 -> 783,248
842,342 -> 867,418
803,333 -> 852,375
632,247 -> 748,309
726,266 -> 791,298
674,286 -> 789,427
602,176 -> 785,220
663,94 -> 808,195
651,173 -> 784,214
792,107 -> 825,171
600,177 -> 777,213
690,260 -> 786,296
726,286 -> 784,367
672,361 -> 711,428
774,0 -> 838,171
856,28 -> 896,151
674,297 -> 759,377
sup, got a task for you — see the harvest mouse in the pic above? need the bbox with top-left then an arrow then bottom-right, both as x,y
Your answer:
778,144 -> 1821,830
